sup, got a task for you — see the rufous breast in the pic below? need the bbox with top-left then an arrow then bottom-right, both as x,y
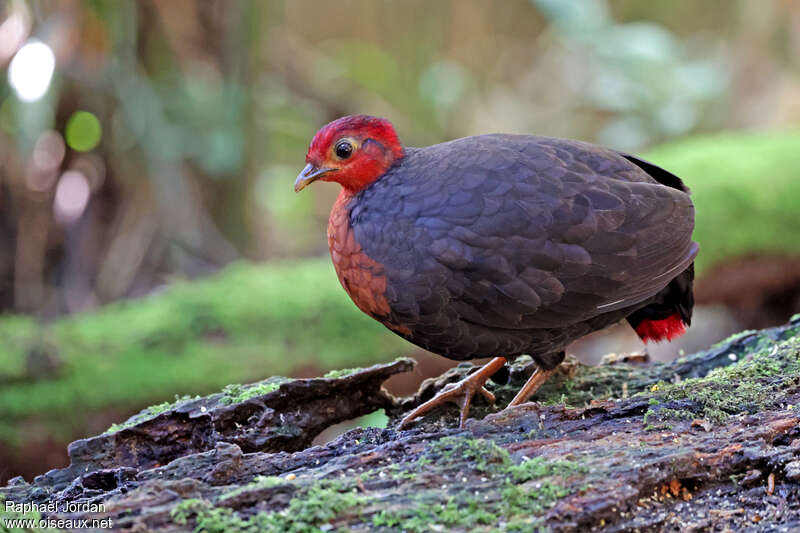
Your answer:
327,191 -> 392,319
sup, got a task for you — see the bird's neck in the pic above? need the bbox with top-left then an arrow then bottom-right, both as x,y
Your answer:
326,188 -> 393,319
327,189 -> 356,263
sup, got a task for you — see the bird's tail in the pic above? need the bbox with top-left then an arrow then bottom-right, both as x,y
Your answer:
626,263 -> 695,343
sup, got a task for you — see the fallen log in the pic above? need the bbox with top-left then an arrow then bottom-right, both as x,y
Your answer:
2,316 -> 800,531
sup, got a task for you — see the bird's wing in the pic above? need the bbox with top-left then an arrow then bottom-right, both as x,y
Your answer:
351,134 -> 697,331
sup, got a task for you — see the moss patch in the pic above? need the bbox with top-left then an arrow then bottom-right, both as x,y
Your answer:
172,481 -> 363,533
422,436 -> 587,482
322,366 -> 365,379
644,333 -> 800,424
168,436 -> 587,532
371,495 -> 499,532
219,377 -> 289,405
106,395 -> 198,433
105,375 -> 294,434
366,437 -> 587,531
217,475 -> 288,502
424,436 -> 512,474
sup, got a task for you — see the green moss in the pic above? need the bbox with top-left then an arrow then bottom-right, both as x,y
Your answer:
643,131 -> 800,273
322,366 -> 364,379
643,406 -> 684,429
218,475 -> 290,502
646,334 -> 800,423
0,259 -> 413,446
271,483 -> 362,531
500,480 -> 570,517
370,438 -> 585,531
106,394 -> 200,433
508,455 -> 588,483
170,498 -> 210,525
220,377 -> 289,405
106,376 -> 293,433
386,463 -> 417,481
425,437 -> 512,473
174,481 -> 363,533
422,437 -> 588,481
522,363 -> 654,408
105,401 -> 171,434
166,435 -> 586,532
372,496 -> 499,532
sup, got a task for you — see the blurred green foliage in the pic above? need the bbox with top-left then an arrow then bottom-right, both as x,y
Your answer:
4,0 -> 799,315
645,131 -> 800,272
0,260 -> 410,445
533,0 -> 728,147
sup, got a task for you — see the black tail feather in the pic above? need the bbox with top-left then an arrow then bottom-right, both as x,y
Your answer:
627,263 -> 695,330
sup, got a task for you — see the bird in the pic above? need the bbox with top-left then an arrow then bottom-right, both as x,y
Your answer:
295,115 -> 697,428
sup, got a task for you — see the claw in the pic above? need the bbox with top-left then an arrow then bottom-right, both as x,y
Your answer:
399,357 -> 507,429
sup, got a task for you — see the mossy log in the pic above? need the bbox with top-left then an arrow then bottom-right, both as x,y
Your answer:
3,316 -> 800,531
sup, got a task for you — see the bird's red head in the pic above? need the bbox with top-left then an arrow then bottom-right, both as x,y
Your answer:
295,115 -> 404,194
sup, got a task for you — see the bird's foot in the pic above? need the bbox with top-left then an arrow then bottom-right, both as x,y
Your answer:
485,367 -> 557,425
505,366 -> 556,408
399,357 -> 507,429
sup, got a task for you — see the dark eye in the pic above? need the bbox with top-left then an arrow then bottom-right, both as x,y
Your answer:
335,140 -> 354,159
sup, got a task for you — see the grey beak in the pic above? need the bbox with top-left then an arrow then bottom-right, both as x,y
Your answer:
295,163 -> 334,192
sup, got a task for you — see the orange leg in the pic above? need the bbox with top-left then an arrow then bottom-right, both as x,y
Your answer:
399,357 -> 507,429
506,367 -> 556,407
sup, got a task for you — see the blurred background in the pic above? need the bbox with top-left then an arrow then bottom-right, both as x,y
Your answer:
1,0 -> 800,483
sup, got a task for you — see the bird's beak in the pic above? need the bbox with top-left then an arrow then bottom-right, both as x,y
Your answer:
295,163 -> 335,192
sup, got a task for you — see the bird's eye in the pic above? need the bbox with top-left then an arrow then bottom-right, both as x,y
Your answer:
335,140 -> 354,159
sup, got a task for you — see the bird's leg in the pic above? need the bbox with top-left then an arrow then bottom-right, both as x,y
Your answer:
399,357 -> 507,429
506,366 -> 557,407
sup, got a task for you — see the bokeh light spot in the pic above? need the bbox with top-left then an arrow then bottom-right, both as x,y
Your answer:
70,154 -> 106,191
65,111 -> 102,152
0,12 -> 29,63
26,130 -> 66,192
32,130 -> 66,171
54,170 -> 91,224
8,39 -> 55,102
